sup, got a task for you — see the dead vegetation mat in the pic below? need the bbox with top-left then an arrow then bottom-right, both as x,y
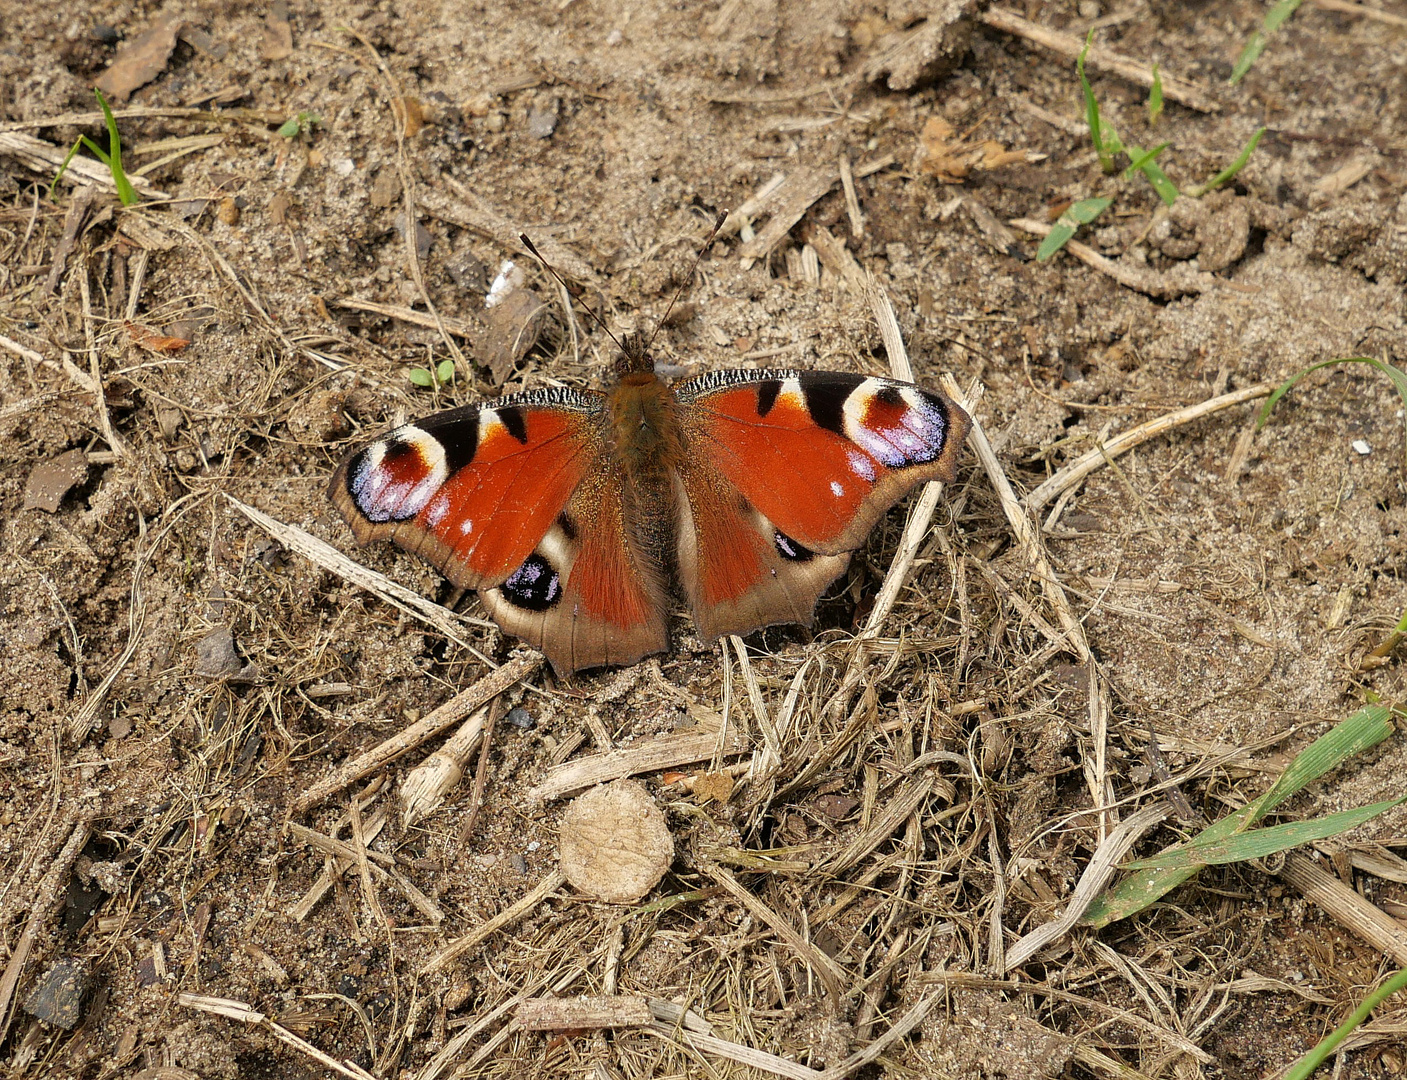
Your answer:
3,1 -> 1407,1078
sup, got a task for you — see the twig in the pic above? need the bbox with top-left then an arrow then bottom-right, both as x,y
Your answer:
402,705 -> 490,828
420,869 -> 566,974
942,374 -> 1090,663
735,155 -> 897,262
1024,382 -> 1276,513
292,654 -> 540,813
343,28 -> 466,375
180,993 -> 377,1080
79,257 -> 127,459
456,697 -> 502,840
1311,0 -> 1407,27
978,7 -> 1219,113
514,995 -> 652,1030
286,819 -> 445,925
1008,218 -> 1220,298
529,729 -> 750,803
0,822 -> 89,1044
225,494 -> 494,656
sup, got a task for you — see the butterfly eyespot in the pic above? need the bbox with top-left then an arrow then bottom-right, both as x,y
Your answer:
501,553 -> 562,611
774,531 -> 815,562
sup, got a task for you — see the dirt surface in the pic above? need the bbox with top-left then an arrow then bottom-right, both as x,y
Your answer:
3,1 -> 1407,1077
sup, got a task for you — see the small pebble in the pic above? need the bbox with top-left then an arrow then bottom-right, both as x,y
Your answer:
1352,439 -> 1371,456
506,707 -> 535,730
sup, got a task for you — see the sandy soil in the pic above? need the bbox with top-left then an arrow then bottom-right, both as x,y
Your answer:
2,0 -> 1407,1077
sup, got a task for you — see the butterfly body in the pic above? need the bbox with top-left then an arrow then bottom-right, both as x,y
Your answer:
331,342 -> 970,675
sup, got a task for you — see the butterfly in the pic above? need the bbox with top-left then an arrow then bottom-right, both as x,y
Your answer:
330,276 -> 970,676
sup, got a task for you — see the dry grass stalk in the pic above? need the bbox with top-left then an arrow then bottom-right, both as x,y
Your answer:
179,993 -> 375,1080
1279,852 -> 1407,966
226,494 -> 493,655
529,729 -> 749,802
1002,802 -> 1168,971
817,773 -> 936,879
0,821 -> 90,1044
290,797 -> 389,922
1312,0 -> 1407,27
702,862 -> 845,999
735,155 -> 896,262
1024,381 -> 1277,514
947,372 -> 1091,663
978,7 -> 1219,112
292,653 -> 540,813
286,820 -> 445,924
327,296 -> 476,340
513,994 -> 652,1030
421,869 -> 567,975
401,705 -> 490,827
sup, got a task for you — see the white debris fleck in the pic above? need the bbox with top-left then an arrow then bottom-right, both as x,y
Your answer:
1352,439 -> 1371,456
526,840 -> 541,852
486,260 -> 524,308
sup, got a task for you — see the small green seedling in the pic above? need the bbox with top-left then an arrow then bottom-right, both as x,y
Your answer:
277,111 -> 323,139
1147,63 -> 1163,126
408,358 -> 457,389
1230,0 -> 1305,84
1036,197 -> 1112,262
53,88 -> 139,206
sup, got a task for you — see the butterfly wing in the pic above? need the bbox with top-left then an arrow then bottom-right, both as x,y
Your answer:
673,369 -> 970,641
329,388 -> 669,674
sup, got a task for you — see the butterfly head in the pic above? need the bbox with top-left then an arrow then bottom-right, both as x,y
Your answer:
612,331 -> 655,379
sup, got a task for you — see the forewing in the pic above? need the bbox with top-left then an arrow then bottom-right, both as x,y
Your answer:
329,387 -> 668,673
676,369 -> 970,555
672,369 -> 969,640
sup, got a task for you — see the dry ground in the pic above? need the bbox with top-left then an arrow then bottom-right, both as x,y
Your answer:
3,0 -> 1407,1077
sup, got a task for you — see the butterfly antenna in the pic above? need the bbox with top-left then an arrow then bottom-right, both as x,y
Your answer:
643,209 -> 729,356
518,233 -> 627,356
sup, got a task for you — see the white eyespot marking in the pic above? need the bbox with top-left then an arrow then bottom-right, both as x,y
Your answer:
830,480 -> 845,498
847,450 -> 876,482
349,425 -> 449,522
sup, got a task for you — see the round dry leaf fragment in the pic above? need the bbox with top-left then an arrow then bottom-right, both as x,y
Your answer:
559,780 -> 672,903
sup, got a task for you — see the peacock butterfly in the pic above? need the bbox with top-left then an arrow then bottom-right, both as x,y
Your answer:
329,230 -> 971,675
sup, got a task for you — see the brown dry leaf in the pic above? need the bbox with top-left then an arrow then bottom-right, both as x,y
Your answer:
918,117 -> 1033,183
259,0 -> 294,61
95,15 -> 184,103
559,780 -> 673,904
917,116 -> 972,183
23,450 -> 89,513
691,771 -> 734,805
125,321 -> 191,353
480,288 -> 550,384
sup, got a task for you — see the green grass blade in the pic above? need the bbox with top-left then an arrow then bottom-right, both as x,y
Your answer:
1258,356 -> 1407,473
1126,797 -> 1406,870
1080,705 -> 1395,927
1230,0 -> 1305,84
1037,196 -> 1112,262
1192,126 -> 1266,196
1077,32 -> 1115,174
1122,142 -> 1179,205
93,88 -> 138,206
1147,63 -> 1163,125
1284,967 -> 1407,1080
